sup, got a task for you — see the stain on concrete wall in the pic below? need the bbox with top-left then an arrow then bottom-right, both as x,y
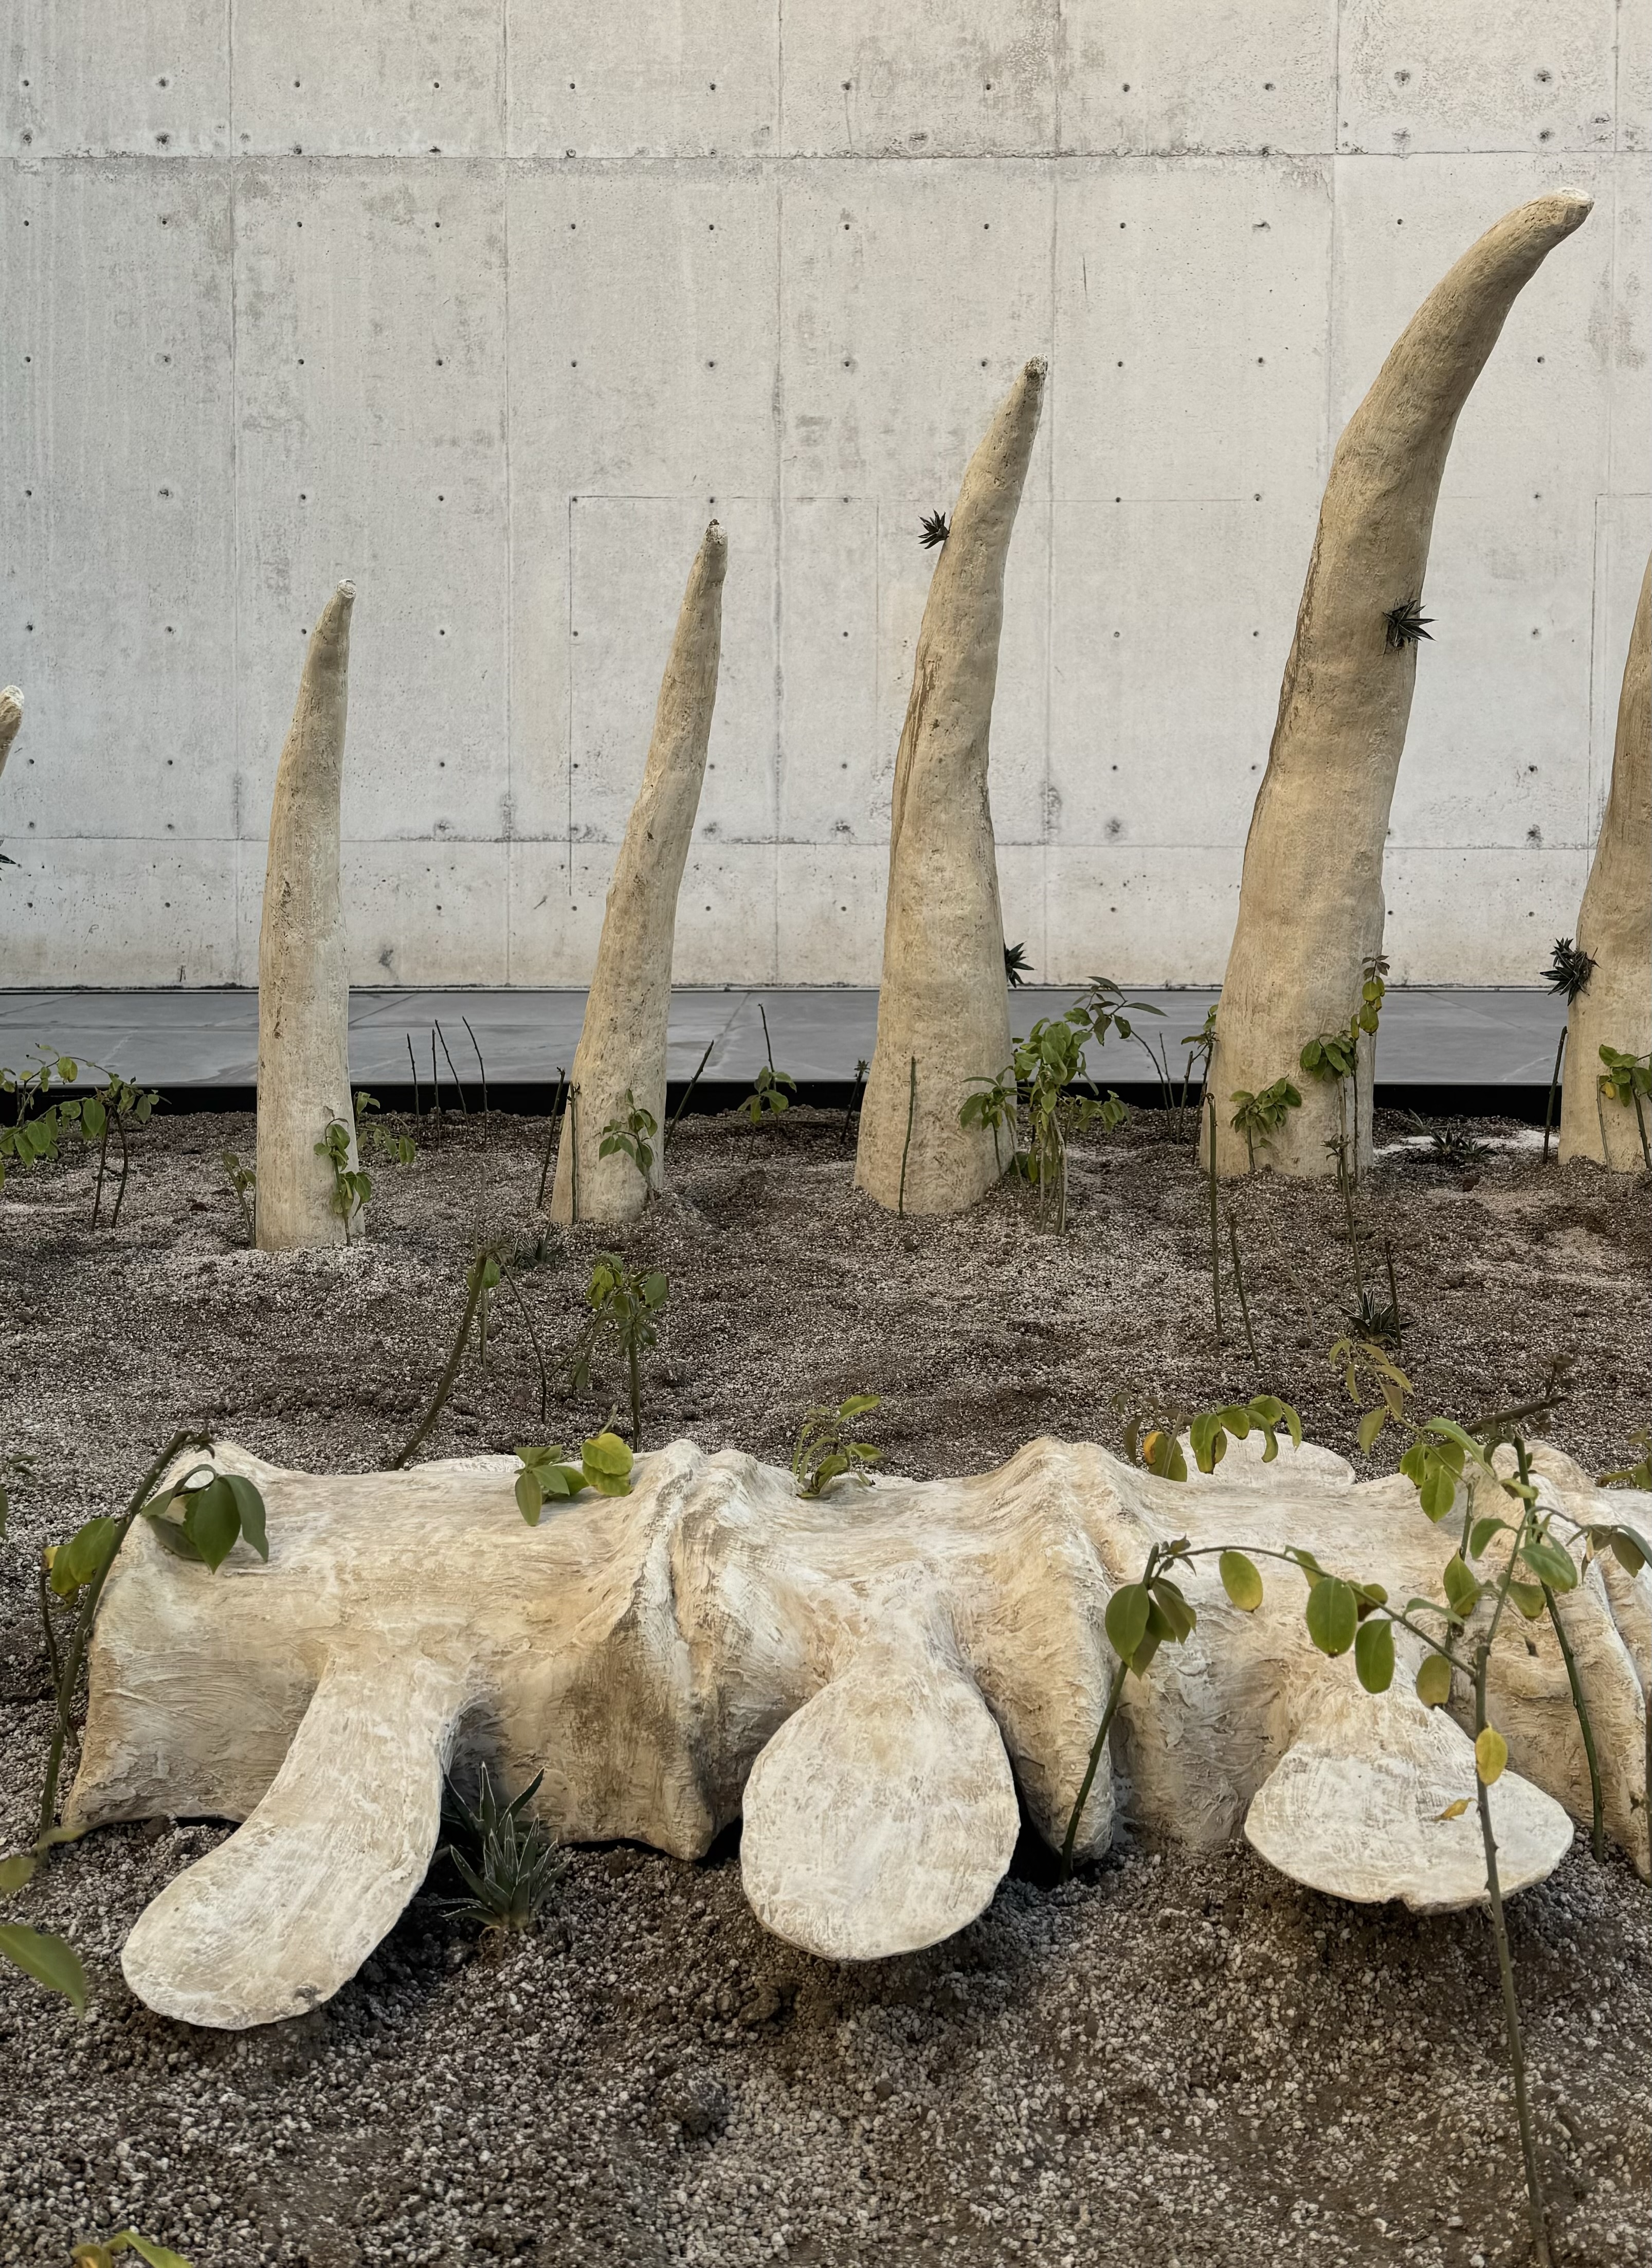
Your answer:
2,2 -> 1647,988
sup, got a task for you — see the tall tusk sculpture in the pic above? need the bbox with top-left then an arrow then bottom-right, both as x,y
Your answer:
1206,191 -> 1594,1177
0,685 -> 22,780
256,584 -> 360,1250
551,524 -> 727,1224
64,1429 -> 1647,2029
1559,553 -> 1650,1170
856,359 -> 1045,1215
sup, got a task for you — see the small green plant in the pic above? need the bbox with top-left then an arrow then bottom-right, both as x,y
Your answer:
598,1089 -> 659,1196
81,1069 -> 159,1227
1003,940 -> 1032,987
1597,1044 -> 1652,1169
220,1150 -> 257,1241
1539,937 -> 1596,1162
570,1255 -> 668,1449
1228,1077 -> 1302,1171
513,1433 -> 634,1522
0,1918 -> 87,2016
741,1008 -> 796,1128
391,1241 -> 555,1468
792,1393 -> 883,1497
1414,1115 -> 1489,1173
71,2231 -> 192,2268
0,1049 -> 84,1191
354,1091 -> 416,1168
315,1115 -> 371,1242
963,1018 -> 1128,1234
439,1764 -> 565,1937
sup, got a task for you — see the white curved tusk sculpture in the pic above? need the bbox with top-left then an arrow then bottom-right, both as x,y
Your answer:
64,1431 -> 1647,2029
856,359 -> 1045,1215
1559,552 -> 1650,1171
551,523 -> 728,1225
1207,190 -> 1594,1179
256,583 -> 361,1249
0,685 -> 22,782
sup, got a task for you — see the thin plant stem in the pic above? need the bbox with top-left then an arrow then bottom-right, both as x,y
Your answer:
497,1265 -> 552,1426
839,1058 -> 867,1151
1226,1209 -> 1258,1367
407,1032 -> 421,1121
39,1428 -> 211,1844
92,1109 -> 112,1227
1206,1097 -> 1222,1346
1634,1086 -> 1651,1173
429,1029 -> 443,1133
568,1087 -> 579,1224
1543,1583 -> 1605,1862
1474,1641 -> 1550,2267
391,1256 -> 490,1469
435,1021 -> 469,1114
36,1562 -> 66,1739
537,1069 -> 567,1209
1337,1107 -> 1367,1313
759,1002 -> 776,1071
1384,1240 -> 1403,1347
627,1332 -> 642,1451
1060,1655 -> 1130,1880
1542,1026 -> 1566,1164
898,1056 -> 917,1218
111,1111 -> 132,1230
461,1017 -> 489,1122
668,1039 -> 715,1132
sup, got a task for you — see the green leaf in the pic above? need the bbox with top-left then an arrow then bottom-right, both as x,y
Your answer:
1188,1412 -> 1227,1473
1468,1515 -> 1506,1559
1508,1580 -> 1547,1621
144,1512 -> 204,1562
1475,1726 -> 1508,1786
0,1922 -> 87,2015
1356,1406 -> 1386,1455
1420,1460 -> 1458,1524
640,1273 -> 669,1308
582,1431 -> 633,1478
1354,1617 -> 1394,1695
514,1468 -> 544,1526
1399,1442 -> 1427,1490
224,1474 -> 268,1561
1218,1550 -> 1263,1612
122,2236 -> 195,2268
1304,1577 -> 1357,1658
1149,1576 -> 1197,1644
48,1515 -> 120,1597
1415,1653 -> 1453,1708
1105,1583 -> 1152,1666
1521,1535 -> 1577,1592
0,1850 -> 38,1892
1442,1554 -> 1481,1619
181,1477 -> 242,1573
1609,1528 -> 1648,1578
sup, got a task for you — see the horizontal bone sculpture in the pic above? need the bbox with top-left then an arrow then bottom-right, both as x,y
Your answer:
66,1430 -> 1648,2029
1208,189 -> 1594,1178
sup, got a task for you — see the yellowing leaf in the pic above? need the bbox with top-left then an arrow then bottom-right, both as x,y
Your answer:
1415,1653 -> 1453,1708
1475,1726 -> 1509,1786
1434,1798 -> 1471,1822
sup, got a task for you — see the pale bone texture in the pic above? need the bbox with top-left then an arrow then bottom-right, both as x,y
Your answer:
856,360 -> 1044,1216
67,1430 -> 1648,2029
1560,552 -> 1651,1170
256,584 -> 360,1250
551,524 -> 727,1224
1206,191 -> 1593,1180
0,686 -> 22,782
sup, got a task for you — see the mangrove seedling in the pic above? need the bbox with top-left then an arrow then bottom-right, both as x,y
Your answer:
315,1115 -> 371,1243
0,1049 -> 85,1192
792,1393 -> 883,1498
598,1089 -> 659,1197
569,1255 -> 668,1449
354,1091 -> 416,1168
741,1006 -> 795,1127
1539,936 -> 1596,1163
1228,1077 -> 1302,1172
81,1068 -> 159,1228
839,1057 -> 868,1150
513,1433 -> 634,1522
1596,1044 -> 1652,1169
71,2235 -> 193,2268
219,1150 -> 256,1242
667,1039 -> 716,1133
392,1241 -> 556,1467
439,1764 -> 565,1937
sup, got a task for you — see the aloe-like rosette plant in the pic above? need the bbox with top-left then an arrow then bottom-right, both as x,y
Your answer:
552,525 -> 727,1226
256,582 -> 361,1249
439,1764 -> 565,1937
1207,191 -> 1594,1178
856,360 -> 1045,1215
1560,554 -> 1650,1169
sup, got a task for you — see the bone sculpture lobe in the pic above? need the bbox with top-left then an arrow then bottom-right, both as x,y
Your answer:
1207,191 -> 1593,1179
256,583 -> 360,1250
551,524 -> 727,1224
1560,552 -> 1650,1170
66,1431 -> 1647,2030
0,685 -> 22,781
856,360 -> 1044,1215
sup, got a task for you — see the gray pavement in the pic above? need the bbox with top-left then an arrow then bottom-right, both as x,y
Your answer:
0,986 -> 1568,1091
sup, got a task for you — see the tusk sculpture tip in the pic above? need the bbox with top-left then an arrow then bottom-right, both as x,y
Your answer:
334,579 -> 357,602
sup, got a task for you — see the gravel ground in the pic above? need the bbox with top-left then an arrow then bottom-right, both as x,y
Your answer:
1,1100 -> 1649,2268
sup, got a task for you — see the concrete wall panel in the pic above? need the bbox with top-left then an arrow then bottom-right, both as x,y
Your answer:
4,1 -> 228,158
0,5 -> 1639,994
231,0 -> 505,158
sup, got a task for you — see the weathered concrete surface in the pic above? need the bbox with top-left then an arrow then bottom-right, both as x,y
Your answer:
1,12 -> 1646,989
1560,552 -> 1651,1169
256,584 -> 359,1250
551,523 -> 727,1222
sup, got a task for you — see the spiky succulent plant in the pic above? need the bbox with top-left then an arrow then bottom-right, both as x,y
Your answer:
439,1763 -> 564,1935
1003,940 -> 1031,988
1383,596 -> 1433,650
919,509 -> 950,550
1541,936 -> 1596,1003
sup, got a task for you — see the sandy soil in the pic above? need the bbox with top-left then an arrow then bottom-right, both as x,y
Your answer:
1,1101 -> 1648,2268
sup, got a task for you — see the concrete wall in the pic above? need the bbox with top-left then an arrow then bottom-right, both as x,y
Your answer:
2,3 -> 1647,991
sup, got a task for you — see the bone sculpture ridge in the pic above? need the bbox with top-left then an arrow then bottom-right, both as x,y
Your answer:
256,583 -> 360,1249
856,359 -> 1045,1215
1559,551 -> 1650,1170
0,685 -> 22,782
551,523 -> 727,1224
65,1428 -> 1647,2031
1207,190 -> 1594,1179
